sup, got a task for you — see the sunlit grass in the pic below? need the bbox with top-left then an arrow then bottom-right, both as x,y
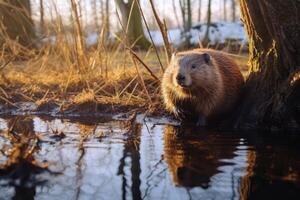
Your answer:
0,42 -> 166,113
0,46 -> 248,115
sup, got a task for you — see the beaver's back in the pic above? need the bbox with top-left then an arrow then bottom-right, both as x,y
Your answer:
194,49 -> 244,116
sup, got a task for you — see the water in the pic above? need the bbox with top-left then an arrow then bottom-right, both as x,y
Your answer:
0,116 -> 300,200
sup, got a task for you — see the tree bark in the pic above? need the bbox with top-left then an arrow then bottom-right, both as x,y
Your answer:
236,0 -> 300,130
114,0 -> 150,49
0,0 -> 35,48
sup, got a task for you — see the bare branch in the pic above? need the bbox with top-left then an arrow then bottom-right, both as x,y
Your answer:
148,0 -> 173,64
135,0 -> 164,72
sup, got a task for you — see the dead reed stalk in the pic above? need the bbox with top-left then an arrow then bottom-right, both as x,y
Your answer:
148,0 -> 173,64
70,0 -> 87,71
135,0 -> 165,73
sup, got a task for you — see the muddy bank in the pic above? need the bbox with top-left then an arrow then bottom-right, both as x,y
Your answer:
0,100 -> 166,119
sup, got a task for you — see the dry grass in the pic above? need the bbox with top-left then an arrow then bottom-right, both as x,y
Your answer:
0,43 -> 167,114
0,46 -> 248,115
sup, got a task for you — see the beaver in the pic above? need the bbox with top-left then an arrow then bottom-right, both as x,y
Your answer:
161,48 -> 244,126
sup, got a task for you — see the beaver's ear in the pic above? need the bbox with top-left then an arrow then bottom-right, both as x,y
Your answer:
203,53 -> 210,64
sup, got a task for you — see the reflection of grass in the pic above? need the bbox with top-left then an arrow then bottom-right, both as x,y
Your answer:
0,117 -> 47,176
0,48 -> 248,114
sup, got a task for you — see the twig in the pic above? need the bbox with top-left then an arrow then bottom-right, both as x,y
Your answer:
0,87 -> 9,99
135,0 -> 165,72
126,47 -> 160,81
132,58 -> 153,105
115,8 -> 153,106
0,95 -> 19,108
115,8 -> 159,81
148,0 -> 173,63
70,0 -> 86,71
0,57 -> 13,71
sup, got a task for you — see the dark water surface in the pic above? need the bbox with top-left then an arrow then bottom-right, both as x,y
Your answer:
0,116 -> 300,200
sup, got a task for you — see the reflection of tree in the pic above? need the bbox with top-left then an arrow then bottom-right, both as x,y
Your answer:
74,123 -> 97,199
163,126 -> 236,188
163,126 -> 300,199
117,124 -> 142,200
246,135 -> 300,199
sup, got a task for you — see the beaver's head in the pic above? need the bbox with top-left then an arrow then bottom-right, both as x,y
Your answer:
170,52 -> 212,93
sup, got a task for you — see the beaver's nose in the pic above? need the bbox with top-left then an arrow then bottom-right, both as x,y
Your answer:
176,74 -> 185,83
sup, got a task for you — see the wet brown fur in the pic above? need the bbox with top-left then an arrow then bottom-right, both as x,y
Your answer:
162,48 -> 244,121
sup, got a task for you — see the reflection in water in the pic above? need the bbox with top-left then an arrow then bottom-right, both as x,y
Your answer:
245,134 -> 300,200
0,116 -> 299,200
163,126 -> 255,199
117,123 -> 142,200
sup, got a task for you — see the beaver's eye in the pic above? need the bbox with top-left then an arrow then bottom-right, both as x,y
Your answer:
191,64 -> 197,69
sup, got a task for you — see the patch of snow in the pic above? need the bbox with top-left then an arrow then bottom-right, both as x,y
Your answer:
40,21 -> 247,48
147,21 -> 248,47
85,32 -> 115,47
40,32 -> 115,47
41,35 -> 56,44
86,32 -> 99,47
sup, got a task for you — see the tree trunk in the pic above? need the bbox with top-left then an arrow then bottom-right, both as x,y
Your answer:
236,0 -> 300,130
0,0 -> 35,48
100,0 -> 110,40
223,0 -> 227,21
105,0 -> 110,40
82,0 -> 88,28
179,0 -> 192,47
231,0 -> 236,22
179,0 -> 186,31
187,0 -> 192,30
100,0 -> 105,29
172,0 -> 180,28
114,0 -> 150,49
92,0 -> 99,31
70,0 -> 86,71
198,0 -> 202,22
203,0 -> 211,45
179,0 -> 192,32
39,0 -> 45,34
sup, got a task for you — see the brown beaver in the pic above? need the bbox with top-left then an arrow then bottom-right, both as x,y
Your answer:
161,48 -> 244,126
